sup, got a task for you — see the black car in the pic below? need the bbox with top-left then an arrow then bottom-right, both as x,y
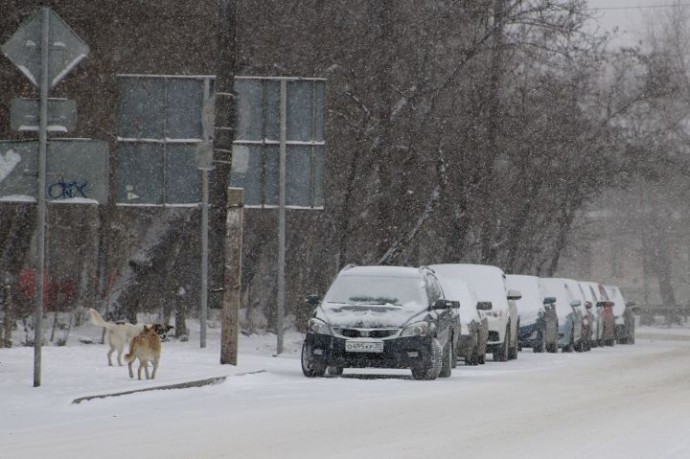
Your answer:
301,265 -> 460,380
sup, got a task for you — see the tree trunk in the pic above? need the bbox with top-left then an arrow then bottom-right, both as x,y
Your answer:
209,0 -> 238,309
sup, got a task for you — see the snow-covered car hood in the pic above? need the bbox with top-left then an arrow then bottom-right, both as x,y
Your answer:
316,302 -> 428,328
519,311 -> 540,327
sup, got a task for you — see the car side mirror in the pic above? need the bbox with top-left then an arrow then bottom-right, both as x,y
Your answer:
570,300 -> 581,308
476,301 -> 493,311
433,299 -> 460,310
585,301 -> 593,309
507,289 -> 522,301
543,297 -> 556,305
596,301 -> 606,308
305,294 -> 322,306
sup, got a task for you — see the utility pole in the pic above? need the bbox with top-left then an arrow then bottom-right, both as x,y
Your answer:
221,188 -> 243,364
213,0 -> 239,353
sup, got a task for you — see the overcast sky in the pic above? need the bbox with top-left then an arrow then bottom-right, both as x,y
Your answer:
587,0 -> 686,48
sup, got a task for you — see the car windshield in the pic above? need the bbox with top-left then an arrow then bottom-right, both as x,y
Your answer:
323,274 -> 426,307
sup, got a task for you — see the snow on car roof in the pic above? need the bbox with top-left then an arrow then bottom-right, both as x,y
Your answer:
604,285 -> 626,315
430,263 -> 509,309
433,276 -> 479,324
563,278 -> 587,304
506,274 -> 542,314
581,281 -> 610,302
338,265 -> 423,278
538,277 -> 577,320
578,281 -> 596,305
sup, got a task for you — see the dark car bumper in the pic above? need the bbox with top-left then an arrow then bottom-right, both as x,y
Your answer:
304,332 -> 436,370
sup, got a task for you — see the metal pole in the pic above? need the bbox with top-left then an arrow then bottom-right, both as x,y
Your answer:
199,80 -> 212,349
276,80 -> 287,355
34,6 -> 50,387
200,168 -> 209,348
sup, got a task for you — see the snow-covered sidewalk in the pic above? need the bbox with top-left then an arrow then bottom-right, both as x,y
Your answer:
0,319 -> 304,407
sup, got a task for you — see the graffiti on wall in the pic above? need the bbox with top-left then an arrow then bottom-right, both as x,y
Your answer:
47,180 -> 89,200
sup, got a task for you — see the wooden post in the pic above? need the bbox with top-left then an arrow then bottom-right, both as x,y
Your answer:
221,187 -> 244,365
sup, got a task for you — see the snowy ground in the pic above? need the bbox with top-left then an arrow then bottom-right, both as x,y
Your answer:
2,320 -> 690,459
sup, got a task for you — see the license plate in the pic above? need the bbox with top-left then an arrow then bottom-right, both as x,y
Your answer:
345,340 -> 384,353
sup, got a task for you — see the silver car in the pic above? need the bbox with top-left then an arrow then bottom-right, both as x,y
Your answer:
538,278 -> 583,352
433,275 -> 491,365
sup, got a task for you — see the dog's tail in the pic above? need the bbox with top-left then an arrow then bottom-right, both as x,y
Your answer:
89,308 -> 115,330
124,339 -> 137,363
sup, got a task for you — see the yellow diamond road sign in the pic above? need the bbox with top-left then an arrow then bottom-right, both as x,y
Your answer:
1,8 -> 89,88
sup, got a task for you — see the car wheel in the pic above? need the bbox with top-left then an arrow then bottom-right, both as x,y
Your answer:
327,366 -> 344,376
468,348 -> 479,365
439,341 -> 452,378
493,324 -> 509,362
563,328 -> 574,353
412,338 -> 442,380
451,339 -> 458,369
533,337 -> 545,353
509,322 -> 519,360
301,342 -> 326,377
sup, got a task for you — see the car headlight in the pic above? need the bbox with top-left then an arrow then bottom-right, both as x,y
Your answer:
401,321 -> 429,337
307,318 -> 332,335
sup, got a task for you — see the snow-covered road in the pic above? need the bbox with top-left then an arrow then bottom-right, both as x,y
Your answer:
2,329 -> 690,459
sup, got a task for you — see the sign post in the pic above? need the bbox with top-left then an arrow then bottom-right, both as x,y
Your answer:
230,77 -> 325,355
1,7 -> 89,387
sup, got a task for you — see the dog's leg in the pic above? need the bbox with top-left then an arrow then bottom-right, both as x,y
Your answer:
128,360 -> 134,379
107,347 -> 115,367
151,358 -> 158,380
144,360 -> 151,380
117,347 -> 124,366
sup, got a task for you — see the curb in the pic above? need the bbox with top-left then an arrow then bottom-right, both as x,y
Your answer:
71,370 -> 266,404
636,333 -> 690,342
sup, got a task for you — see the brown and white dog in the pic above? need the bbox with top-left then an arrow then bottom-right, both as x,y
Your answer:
124,325 -> 161,380
89,308 -> 173,367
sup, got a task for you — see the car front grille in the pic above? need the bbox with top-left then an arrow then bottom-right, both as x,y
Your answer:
335,328 -> 398,339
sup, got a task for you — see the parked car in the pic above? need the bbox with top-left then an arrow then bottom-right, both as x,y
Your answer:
605,285 -> 638,344
431,264 -> 520,362
506,274 -> 558,353
578,281 -> 599,348
433,273 -> 490,365
583,281 -> 615,346
538,278 -> 583,352
301,265 -> 460,380
563,278 -> 591,352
